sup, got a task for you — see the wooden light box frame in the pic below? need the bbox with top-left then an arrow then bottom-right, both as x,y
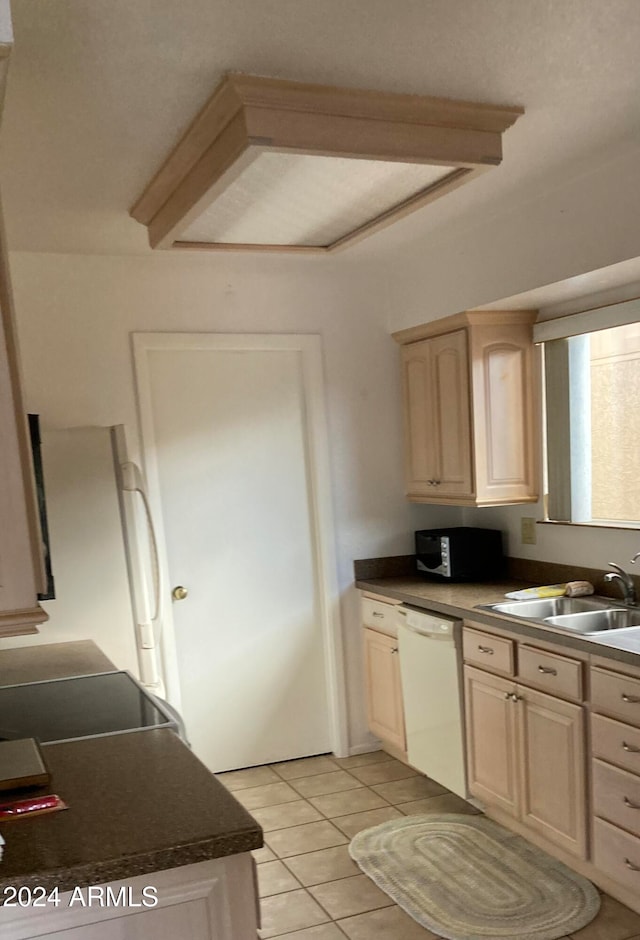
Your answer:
131,73 -> 524,253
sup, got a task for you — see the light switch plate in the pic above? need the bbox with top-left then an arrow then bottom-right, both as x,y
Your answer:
521,517 -> 537,545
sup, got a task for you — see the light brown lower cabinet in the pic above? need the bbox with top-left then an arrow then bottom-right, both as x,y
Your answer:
363,626 -> 406,753
590,659 -> 640,900
464,667 -> 520,817
464,665 -> 587,858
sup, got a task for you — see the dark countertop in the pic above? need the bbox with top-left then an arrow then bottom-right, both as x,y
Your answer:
0,730 -> 262,893
0,641 -> 262,894
358,575 -> 530,613
357,575 -> 640,666
0,640 -> 115,685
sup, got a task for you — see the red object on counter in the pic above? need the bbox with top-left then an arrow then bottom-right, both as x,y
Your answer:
0,794 -> 67,819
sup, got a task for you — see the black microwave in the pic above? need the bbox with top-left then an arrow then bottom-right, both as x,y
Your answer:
415,527 -> 504,581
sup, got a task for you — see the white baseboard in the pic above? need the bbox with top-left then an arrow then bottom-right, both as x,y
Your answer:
347,736 -> 381,757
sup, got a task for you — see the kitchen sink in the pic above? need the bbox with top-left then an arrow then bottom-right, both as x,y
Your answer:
545,608 -> 640,633
478,595 -> 640,635
487,596 -> 610,620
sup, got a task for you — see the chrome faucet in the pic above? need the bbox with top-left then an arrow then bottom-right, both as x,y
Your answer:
604,562 -> 637,606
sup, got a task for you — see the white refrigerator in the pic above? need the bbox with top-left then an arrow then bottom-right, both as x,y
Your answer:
0,425 -> 166,698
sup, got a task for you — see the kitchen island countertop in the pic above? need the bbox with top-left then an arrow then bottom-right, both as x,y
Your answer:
0,641 -> 262,895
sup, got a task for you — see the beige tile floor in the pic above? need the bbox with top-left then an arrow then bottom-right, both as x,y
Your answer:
217,751 -> 640,940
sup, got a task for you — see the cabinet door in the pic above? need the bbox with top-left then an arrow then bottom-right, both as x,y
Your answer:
363,627 -> 405,751
517,685 -> 587,858
468,322 -> 538,505
401,338 -> 438,495
401,331 -> 472,500
0,856 -> 258,940
464,665 -> 519,817
429,330 -> 473,497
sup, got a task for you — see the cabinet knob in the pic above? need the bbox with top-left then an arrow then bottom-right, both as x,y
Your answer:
391,647 -> 398,654
172,585 -> 188,601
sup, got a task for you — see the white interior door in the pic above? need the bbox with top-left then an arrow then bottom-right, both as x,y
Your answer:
134,334 -> 343,772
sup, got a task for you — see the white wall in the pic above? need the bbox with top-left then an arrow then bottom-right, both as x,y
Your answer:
383,141 -> 640,331
6,249 -> 456,752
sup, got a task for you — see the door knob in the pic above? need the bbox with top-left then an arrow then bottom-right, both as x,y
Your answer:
172,585 -> 188,601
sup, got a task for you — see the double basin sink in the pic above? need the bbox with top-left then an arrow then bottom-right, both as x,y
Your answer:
479,595 -> 640,636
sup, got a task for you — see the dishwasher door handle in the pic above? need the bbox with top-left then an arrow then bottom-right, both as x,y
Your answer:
398,621 -> 456,642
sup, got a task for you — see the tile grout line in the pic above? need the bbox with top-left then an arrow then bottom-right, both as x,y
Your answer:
257,787 -> 470,865
245,769 -> 421,809
259,785 -> 454,852
216,749 -> 397,791
307,877 -> 397,923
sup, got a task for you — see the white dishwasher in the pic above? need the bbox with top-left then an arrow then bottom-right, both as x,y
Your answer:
397,605 -> 467,798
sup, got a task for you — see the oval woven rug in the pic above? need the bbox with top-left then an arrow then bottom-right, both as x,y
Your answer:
349,814 -> 600,940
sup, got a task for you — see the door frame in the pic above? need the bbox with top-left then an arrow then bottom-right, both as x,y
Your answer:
132,332 -> 348,758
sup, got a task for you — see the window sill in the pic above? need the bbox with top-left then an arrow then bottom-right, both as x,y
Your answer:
539,519 -> 640,532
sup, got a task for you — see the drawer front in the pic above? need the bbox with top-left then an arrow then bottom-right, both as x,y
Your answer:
463,627 -> 515,676
592,713 -> 640,777
593,816 -> 640,895
361,597 -> 398,636
593,758 -> 640,839
518,644 -> 583,702
592,667 -> 640,727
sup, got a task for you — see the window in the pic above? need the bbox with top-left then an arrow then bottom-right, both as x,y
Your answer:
539,303 -> 640,527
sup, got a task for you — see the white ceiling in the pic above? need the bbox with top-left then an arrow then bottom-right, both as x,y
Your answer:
1,0 -> 640,257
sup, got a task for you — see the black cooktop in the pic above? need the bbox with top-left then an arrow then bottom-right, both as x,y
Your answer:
0,671 -> 176,745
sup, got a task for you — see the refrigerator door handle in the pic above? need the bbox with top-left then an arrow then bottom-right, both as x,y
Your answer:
133,484 -> 161,625
120,461 -> 162,630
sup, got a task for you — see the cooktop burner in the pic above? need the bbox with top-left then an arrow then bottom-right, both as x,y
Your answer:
0,671 -> 177,745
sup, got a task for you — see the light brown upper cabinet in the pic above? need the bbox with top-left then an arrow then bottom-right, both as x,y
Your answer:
394,310 -> 539,506
0,17 -> 48,636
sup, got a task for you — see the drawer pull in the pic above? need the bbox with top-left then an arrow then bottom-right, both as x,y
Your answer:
624,796 -> 640,810
372,612 -> 384,618
391,647 -> 398,654
622,693 -> 640,704
538,665 -> 558,676
625,857 -> 640,871
478,645 -> 494,655
623,741 -> 640,753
